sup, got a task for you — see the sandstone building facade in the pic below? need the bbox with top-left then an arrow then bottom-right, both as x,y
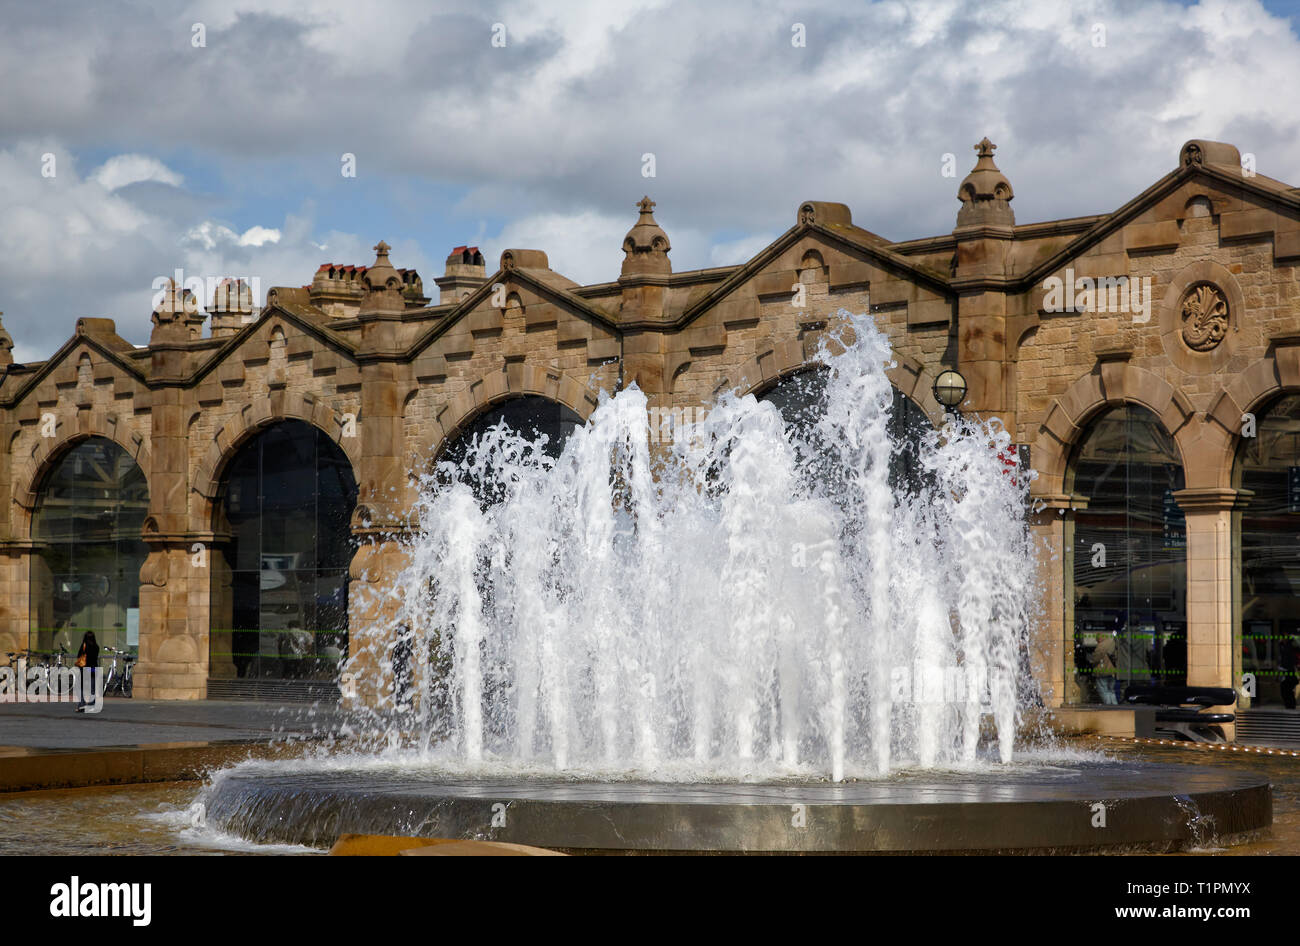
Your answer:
1,139 -> 1298,734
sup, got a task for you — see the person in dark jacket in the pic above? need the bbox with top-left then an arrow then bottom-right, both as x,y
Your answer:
76,631 -> 99,712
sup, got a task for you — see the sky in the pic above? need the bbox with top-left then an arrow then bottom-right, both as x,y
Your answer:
1,0 -> 1298,362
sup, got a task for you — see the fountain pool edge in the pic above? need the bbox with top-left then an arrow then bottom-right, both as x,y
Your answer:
203,761 -> 1271,853
0,740 -> 316,793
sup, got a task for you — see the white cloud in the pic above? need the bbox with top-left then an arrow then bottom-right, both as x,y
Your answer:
3,0 -> 1300,358
0,143 -> 365,358
183,221 -> 283,251
238,225 -> 282,247
91,154 -> 183,191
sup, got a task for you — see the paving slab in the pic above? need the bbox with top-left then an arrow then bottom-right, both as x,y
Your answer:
0,699 -> 346,750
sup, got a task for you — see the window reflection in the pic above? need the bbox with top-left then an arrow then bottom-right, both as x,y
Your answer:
758,366 -> 931,494
438,397 -> 582,506
210,421 -> 357,681
1070,406 -> 1186,704
1239,394 -> 1300,707
30,438 -> 148,667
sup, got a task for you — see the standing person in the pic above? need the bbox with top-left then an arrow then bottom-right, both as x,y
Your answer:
75,631 -> 99,713
1279,635 -> 1299,710
1091,631 -> 1118,704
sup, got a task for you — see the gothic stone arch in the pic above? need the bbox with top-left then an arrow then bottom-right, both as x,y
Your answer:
736,343 -> 945,427
191,390 -> 361,528
13,413 -> 151,539
1031,358 -> 1196,497
428,363 -> 600,461
1203,342 -> 1300,490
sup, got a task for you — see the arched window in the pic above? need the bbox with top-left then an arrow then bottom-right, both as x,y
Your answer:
210,421 -> 357,684
757,365 -> 931,493
1069,405 -> 1186,704
438,396 -> 583,504
1237,394 -> 1300,707
30,437 -> 148,667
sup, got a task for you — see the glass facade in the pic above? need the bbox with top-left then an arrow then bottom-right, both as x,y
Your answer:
758,366 -> 931,493
209,421 -> 357,681
30,437 -> 149,665
1238,394 -> 1300,707
1070,406 -> 1186,703
438,396 -> 582,504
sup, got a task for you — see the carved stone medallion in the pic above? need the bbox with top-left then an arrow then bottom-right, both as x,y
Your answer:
1180,283 -> 1229,352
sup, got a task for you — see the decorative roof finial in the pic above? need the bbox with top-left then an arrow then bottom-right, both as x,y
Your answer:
956,136 -> 1015,228
359,239 -> 405,315
622,197 -> 671,277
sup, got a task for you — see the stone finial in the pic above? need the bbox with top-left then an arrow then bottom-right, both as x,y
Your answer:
621,195 -> 671,277
210,278 -> 257,338
500,249 -> 549,271
796,201 -> 852,228
0,311 -> 12,366
956,137 -> 1015,227
366,241 -> 397,286
151,279 -> 196,343
1179,139 -> 1242,171
359,239 -> 406,316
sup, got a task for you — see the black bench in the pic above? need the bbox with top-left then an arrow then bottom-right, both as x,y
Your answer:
1122,685 -> 1236,743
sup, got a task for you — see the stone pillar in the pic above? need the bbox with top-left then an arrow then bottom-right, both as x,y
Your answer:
345,528 -> 412,710
135,285 -> 207,699
342,358 -> 412,709
136,540 -> 207,698
951,138 -> 1016,430
0,543 -> 36,657
344,242 -> 417,711
953,289 -> 1012,428
1173,487 -> 1250,729
0,403 -> 30,657
1028,494 -> 1086,707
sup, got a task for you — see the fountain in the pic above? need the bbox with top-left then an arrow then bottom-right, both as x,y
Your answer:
194,312 -> 1270,852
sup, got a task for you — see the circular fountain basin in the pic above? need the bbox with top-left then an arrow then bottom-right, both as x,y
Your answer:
203,760 -> 1271,853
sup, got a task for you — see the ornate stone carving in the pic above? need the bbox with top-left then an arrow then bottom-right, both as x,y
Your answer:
1180,283 -> 1229,351
955,137 -> 1015,227
620,197 -> 672,277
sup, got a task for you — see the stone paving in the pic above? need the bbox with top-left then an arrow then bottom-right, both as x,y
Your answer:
0,699 -> 346,750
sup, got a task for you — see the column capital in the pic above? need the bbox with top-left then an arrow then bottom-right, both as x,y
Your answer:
1172,487 -> 1254,512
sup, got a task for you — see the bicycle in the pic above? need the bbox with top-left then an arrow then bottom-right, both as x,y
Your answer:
101,647 -> 135,697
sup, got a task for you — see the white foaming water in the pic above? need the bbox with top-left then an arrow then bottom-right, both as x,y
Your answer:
352,311 -> 1040,780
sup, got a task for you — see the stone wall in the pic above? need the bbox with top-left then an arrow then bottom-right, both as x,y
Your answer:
0,138 -> 1293,712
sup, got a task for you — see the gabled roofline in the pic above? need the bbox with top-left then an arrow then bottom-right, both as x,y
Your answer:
672,219 -> 954,330
3,331 -> 148,408
189,301 -> 359,385
1017,161 -> 1300,290
408,265 -> 623,359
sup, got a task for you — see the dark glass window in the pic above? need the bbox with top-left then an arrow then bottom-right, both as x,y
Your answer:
438,396 -> 582,505
210,421 -> 357,681
758,366 -> 931,494
1239,394 -> 1300,707
1070,406 -> 1186,703
30,438 -> 149,666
